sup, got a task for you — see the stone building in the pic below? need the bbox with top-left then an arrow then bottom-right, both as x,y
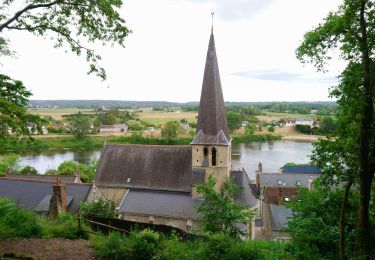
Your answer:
92,28 -> 256,234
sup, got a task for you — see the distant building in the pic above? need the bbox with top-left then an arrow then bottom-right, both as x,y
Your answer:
284,119 -> 296,127
27,124 -> 48,135
241,121 -> 249,127
145,126 -> 155,132
295,118 -> 316,128
100,124 -> 128,133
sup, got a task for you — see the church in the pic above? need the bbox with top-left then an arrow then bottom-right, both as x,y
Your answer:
91,27 -> 257,235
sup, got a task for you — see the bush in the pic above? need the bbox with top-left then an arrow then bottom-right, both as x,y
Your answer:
19,165 -> 38,175
0,154 -> 20,174
80,198 -> 115,219
0,198 -> 42,239
93,230 -> 161,260
267,126 -> 275,132
39,213 -> 88,240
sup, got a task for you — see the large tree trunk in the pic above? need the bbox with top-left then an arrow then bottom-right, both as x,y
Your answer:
356,0 -> 374,257
340,180 -> 353,260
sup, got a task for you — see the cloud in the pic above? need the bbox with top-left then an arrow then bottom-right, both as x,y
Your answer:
232,69 -> 338,84
179,0 -> 276,21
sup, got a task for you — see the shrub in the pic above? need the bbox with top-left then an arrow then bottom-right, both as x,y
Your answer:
93,230 -> 161,260
0,154 -> 20,174
39,213 -> 88,240
80,198 -> 115,219
0,198 -> 42,239
19,165 -> 38,175
267,126 -> 275,132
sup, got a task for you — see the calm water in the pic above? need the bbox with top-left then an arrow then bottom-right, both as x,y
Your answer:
14,141 -> 313,180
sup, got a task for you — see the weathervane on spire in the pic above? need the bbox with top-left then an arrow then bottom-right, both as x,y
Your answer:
211,10 -> 215,32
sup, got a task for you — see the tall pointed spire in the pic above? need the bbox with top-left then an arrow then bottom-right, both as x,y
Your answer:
192,26 -> 230,145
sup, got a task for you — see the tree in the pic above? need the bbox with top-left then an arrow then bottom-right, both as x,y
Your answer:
19,165 -> 38,175
286,186 -> 359,259
0,0 -> 130,79
244,124 -> 255,136
196,176 -> 254,238
0,74 -> 45,139
161,121 -> 180,140
296,0 -> 374,255
226,112 -> 242,133
80,198 -> 115,219
69,112 -> 91,138
0,153 -> 20,174
319,117 -> 336,135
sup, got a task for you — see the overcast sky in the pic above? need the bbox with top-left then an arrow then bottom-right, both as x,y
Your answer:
2,0 -> 344,102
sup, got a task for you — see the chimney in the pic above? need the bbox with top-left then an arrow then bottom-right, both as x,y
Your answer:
48,176 -> 67,218
258,163 -> 263,173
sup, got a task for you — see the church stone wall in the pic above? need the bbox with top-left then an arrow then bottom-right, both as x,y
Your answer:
192,145 -> 231,168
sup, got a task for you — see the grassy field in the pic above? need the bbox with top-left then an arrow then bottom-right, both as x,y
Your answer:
28,108 -> 96,120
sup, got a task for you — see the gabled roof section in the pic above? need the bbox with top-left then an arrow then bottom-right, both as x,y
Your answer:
193,30 -> 230,145
95,144 -> 193,192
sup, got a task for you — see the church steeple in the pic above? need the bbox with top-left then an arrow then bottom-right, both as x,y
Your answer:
191,28 -> 230,145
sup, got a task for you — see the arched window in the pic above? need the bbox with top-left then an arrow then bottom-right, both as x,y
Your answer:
212,147 -> 217,166
203,147 -> 208,162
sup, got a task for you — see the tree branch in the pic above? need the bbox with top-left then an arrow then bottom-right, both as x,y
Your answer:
0,0 -> 61,32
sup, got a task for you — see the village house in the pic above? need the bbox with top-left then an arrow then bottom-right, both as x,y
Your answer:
27,124 -> 48,135
99,124 -> 128,133
295,118 -> 316,128
90,27 -> 257,235
254,163 -> 321,240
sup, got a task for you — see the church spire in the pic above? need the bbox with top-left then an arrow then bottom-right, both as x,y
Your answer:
191,24 -> 230,145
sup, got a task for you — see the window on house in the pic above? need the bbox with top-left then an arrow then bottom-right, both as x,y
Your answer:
212,147 -> 217,166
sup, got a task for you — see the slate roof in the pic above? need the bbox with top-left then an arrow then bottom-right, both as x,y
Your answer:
95,144 -> 192,192
0,178 -> 91,213
282,165 -> 321,174
269,204 -> 292,231
118,170 -> 257,220
193,30 -> 230,145
6,174 -> 79,183
259,172 -> 320,188
230,170 -> 257,207
119,190 -> 201,219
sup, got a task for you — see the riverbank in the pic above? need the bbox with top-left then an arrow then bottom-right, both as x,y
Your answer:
281,134 -> 324,142
0,134 -> 281,153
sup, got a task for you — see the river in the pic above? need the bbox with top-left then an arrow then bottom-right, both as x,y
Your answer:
14,141 -> 313,180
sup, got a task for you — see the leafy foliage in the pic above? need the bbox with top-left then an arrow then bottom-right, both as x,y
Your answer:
0,153 -> 20,174
226,112 -> 242,133
196,176 -> 254,238
0,0 -> 131,79
19,165 -> 38,174
93,230 -> 288,260
80,198 -> 115,219
55,159 -> 98,183
0,74 -> 45,139
286,187 -> 361,259
161,121 -> 180,140
68,112 -> 92,138
0,198 -> 42,239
